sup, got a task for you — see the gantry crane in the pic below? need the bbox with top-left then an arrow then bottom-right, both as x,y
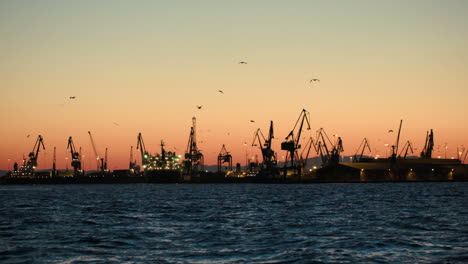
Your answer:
353,138 -> 371,162
184,117 -> 204,175
67,136 -> 81,176
281,109 -> 311,176
217,144 -> 233,172
420,129 -> 434,159
252,120 -> 277,173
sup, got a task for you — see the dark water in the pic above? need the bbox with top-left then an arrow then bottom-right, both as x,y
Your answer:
1,183 -> 467,264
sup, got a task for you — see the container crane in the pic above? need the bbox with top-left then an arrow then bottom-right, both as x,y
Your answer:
353,138 -> 371,162
420,129 -> 434,159
67,136 -> 81,176
281,109 -> 311,176
217,144 -> 233,172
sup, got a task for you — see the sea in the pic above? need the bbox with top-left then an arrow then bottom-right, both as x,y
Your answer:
0,183 -> 467,264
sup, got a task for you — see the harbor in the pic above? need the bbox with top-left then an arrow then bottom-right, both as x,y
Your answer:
2,111 -> 467,184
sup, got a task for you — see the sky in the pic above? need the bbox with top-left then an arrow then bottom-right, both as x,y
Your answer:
1,0 -> 467,170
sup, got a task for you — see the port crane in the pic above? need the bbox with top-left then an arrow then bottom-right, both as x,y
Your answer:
217,144 -> 232,172
136,133 -> 150,170
420,129 -> 434,159
251,120 -> 277,173
88,131 -> 107,172
353,138 -> 371,162
281,109 -> 311,176
21,135 -> 45,175
184,117 -> 204,175
398,140 -> 414,159
67,136 -> 81,176
390,120 -> 403,161
315,128 -> 343,167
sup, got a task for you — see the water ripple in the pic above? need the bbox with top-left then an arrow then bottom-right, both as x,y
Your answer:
0,183 -> 467,263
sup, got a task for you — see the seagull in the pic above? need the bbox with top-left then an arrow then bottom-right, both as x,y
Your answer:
69,96 -> 76,99
113,122 -> 119,126
196,105 -> 203,109
250,120 -> 255,123
218,90 -> 224,94
388,130 -> 393,133
310,79 -> 320,83
239,61 -> 247,64
26,135 -> 30,138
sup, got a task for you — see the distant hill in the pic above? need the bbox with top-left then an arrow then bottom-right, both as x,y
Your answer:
0,170 -> 6,177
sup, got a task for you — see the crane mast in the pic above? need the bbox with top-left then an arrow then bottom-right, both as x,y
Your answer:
52,146 -> 57,176
104,148 -> 108,171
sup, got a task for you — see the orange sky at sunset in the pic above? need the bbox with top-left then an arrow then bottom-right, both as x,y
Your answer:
1,1 -> 467,170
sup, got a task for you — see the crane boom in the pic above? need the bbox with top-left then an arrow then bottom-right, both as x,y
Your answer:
353,138 -> 371,162
88,131 -> 101,171
391,120 -> 403,161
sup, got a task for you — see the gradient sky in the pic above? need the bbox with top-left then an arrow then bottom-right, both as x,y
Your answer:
1,0 -> 467,170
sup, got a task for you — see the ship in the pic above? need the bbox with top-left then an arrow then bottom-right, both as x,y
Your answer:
137,134 -> 182,183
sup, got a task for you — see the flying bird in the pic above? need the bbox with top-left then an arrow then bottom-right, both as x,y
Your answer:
218,90 -> 224,94
26,135 -> 30,138
69,96 -> 76,99
388,130 -> 393,133
250,120 -> 255,123
310,79 -> 320,83
113,122 -> 119,126
239,61 -> 247,64
196,105 -> 203,109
